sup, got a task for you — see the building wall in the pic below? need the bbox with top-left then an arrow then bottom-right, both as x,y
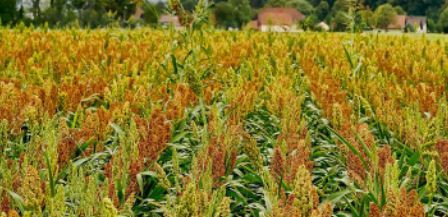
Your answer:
260,25 -> 298,32
417,24 -> 427,33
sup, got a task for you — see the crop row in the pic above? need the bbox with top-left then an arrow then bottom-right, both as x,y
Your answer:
0,29 -> 447,216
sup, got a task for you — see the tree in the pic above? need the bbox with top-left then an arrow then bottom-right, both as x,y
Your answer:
250,0 -> 268,8
72,0 -> 87,18
231,0 -> 253,27
427,18 -> 437,32
374,3 -> 397,29
331,0 -> 349,13
156,1 -> 166,12
182,0 -> 197,11
42,0 -> 72,26
363,0 -> 386,8
328,0 -> 348,22
104,0 -> 137,23
267,0 -> 315,15
214,0 -> 253,28
359,8 -> 374,28
438,7 -> 448,33
315,1 -> 330,20
394,6 -> 405,15
31,0 -> 42,23
307,0 -> 321,6
301,14 -> 318,30
78,0 -> 108,27
142,3 -> 160,25
328,0 -> 350,31
288,0 -> 315,15
214,1 -> 236,27
0,0 -> 17,24
386,0 -> 444,18
81,8 -> 102,27
332,11 -> 350,31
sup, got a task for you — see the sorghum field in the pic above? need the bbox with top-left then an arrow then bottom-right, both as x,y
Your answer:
0,28 -> 448,217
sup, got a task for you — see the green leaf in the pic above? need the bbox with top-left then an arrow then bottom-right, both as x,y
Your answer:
5,189 -> 25,212
323,188 -> 352,203
137,173 -> 144,194
343,44 -> 354,69
44,152 -> 56,197
171,54 -> 178,75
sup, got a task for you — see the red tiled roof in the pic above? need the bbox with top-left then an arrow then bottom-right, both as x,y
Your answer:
258,8 -> 305,26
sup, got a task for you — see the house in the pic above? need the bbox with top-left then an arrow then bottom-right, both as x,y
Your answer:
159,15 -> 183,29
387,15 -> 427,33
387,15 -> 407,32
405,16 -> 427,33
248,8 -> 306,32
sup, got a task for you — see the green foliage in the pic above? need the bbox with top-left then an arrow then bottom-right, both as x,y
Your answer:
331,0 -> 350,14
394,6 -> 406,15
359,8 -> 374,29
41,1 -> 78,27
438,7 -> 448,33
302,14 -> 319,30
374,3 -> 397,29
267,0 -> 315,15
142,3 -> 160,25
332,11 -> 350,31
250,0 -> 268,8
102,0 -> 136,22
182,0 -> 198,11
0,0 -> 17,25
315,1 -> 330,20
214,1 -> 236,28
214,0 -> 253,28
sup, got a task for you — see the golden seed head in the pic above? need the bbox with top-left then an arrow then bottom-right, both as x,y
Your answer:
102,198 -> 118,217
292,165 -> 314,217
19,166 -> 44,209
425,159 -> 437,198
217,197 -> 231,217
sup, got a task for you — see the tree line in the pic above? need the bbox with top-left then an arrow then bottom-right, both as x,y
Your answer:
2,0 -> 448,32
